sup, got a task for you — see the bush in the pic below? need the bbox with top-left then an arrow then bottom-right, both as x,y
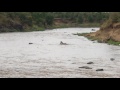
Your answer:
110,12 -> 120,23
100,19 -> 113,30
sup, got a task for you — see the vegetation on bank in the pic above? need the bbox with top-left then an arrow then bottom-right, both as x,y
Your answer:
73,32 -> 120,46
0,12 -> 109,32
74,12 -> 120,46
2,12 -> 120,46
100,12 -> 120,30
107,40 -> 120,45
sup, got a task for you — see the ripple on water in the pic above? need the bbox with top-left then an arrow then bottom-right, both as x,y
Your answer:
0,28 -> 120,78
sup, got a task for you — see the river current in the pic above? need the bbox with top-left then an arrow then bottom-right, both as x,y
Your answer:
0,28 -> 120,78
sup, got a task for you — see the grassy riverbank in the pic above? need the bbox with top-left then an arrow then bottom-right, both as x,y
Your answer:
73,12 -> 120,46
51,23 -> 100,29
74,32 -> 120,46
0,24 -> 100,33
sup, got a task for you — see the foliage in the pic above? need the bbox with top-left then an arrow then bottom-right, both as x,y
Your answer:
0,12 -> 109,32
107,39 -> 120,46
101,12 -> 120,29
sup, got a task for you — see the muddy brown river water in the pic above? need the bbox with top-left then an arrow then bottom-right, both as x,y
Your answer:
0,28 -> 120,78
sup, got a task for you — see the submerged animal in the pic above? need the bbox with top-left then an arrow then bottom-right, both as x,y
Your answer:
96,69 -> 104,71
92,29 -> 95,31
60,41 -> 68,45
29,43 -> 33,44
79,66 -> 92,69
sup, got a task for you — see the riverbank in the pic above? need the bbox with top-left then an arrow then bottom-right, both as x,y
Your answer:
0,25 -> 46,33
74,28 -> 120,46
0,23 -> 100,33
52,23 -> 100,29
0,12 -> 109,33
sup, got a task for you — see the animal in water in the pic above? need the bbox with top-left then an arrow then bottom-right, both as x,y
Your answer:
60,41 -> 68,45
96,69 -> 104,71
29,43 -> 33,44
87,62 -> 94,64
92,29 -> 95,31
79,66 -> 92,69
110,58 -> 115,61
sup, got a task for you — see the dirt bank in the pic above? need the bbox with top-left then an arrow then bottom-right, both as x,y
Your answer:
85,23 -> 120,44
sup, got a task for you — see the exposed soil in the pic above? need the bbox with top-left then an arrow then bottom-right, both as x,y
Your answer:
86,23 -> 120,42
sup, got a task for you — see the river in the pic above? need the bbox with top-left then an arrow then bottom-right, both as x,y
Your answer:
0,28 -> 120,78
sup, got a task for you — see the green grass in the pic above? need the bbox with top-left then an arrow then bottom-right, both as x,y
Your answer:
53,23 -> 100,29
52,24 -> 77,29
0,22 -> 100,33
78,23 -> 100,27
73,33 -> 89,36
73,33 -> 97,41
107,39 -> 120,46
73,32 -> 120,46
86,36 -> 98,41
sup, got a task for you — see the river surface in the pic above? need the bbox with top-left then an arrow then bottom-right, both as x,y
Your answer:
0,28 -> 120,78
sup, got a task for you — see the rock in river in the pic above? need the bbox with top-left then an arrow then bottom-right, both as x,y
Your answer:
29,43 -> 33,44
87,62 -> 94,64
110,58 -> 115,61
79,66 -> 92,69
96,69 -> 104,71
